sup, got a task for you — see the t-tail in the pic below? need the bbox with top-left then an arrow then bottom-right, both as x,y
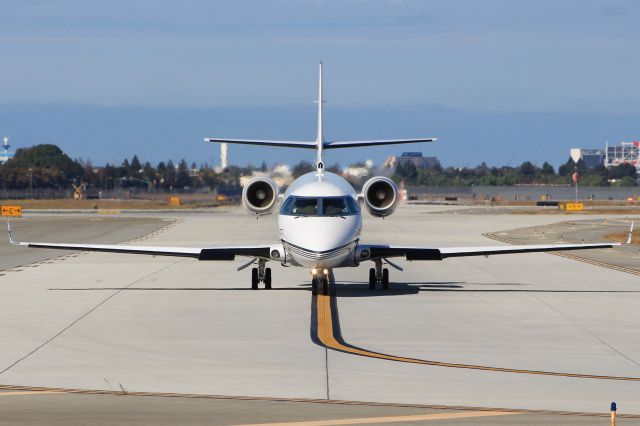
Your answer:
316,62 -> 325,171
204,63 -> 437,173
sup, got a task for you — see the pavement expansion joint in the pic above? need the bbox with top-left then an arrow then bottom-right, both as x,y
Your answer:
0,261 -> 180,376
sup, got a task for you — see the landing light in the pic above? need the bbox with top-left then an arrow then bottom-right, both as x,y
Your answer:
311,268 -> 318,275
323,269 -> 329,275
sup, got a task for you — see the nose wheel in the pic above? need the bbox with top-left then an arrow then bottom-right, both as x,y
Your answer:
251,259 -> 272,290
311,269 -> 330,295
368,261 -> 389,290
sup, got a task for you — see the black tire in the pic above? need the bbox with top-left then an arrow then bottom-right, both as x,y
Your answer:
251,268 -> 259,290
382,268 -> 389,290
264,268 -> 272,289
368,268 -> 376,290
322,276 -> 329,295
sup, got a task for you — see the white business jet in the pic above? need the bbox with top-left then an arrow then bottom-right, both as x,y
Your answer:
8,64 -> 632,294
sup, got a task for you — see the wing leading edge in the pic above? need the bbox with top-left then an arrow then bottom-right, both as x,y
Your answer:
8,222 -> 273,261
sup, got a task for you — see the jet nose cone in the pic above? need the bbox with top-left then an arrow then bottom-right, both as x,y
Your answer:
314,224 -> 355,251
283,216 -> 359,252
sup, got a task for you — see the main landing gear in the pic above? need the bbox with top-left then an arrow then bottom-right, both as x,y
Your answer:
311,268 -> 329,295
251,259 -> 272,290
368,260 -> 389,290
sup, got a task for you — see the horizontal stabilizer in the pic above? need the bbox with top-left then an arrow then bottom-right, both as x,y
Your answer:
205,138 -> 316,149
324,138 -> 437,149
205,138 -> 436,149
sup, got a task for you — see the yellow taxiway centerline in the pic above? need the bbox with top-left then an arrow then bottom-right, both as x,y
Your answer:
314,293 -> 640,381
233,410 -> 515,426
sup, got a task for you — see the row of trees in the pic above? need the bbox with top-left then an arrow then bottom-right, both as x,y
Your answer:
0,144 -> 253,192
393,158 -> 638,187
1,144 -> 637,192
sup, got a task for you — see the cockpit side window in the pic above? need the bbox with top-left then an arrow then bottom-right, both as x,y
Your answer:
346,196 -> 360,213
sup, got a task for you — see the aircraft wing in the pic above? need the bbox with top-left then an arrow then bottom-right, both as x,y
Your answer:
363,241 -> 621,261
8,223 -> 274,261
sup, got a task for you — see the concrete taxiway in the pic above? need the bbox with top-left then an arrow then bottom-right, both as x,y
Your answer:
1,206 -> 640,422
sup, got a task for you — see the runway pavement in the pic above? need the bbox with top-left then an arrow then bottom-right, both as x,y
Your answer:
1,206 -> 640,422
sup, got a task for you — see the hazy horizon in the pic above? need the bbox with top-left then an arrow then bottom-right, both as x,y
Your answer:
1,102 -> 638,170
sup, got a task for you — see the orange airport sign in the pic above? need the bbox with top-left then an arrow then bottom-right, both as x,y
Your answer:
1,205 -> 22,217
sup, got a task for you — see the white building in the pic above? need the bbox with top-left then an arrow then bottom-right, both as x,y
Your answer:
0,137 -> 14,164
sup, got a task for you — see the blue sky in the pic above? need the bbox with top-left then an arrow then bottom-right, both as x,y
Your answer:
0,0 -> 638,167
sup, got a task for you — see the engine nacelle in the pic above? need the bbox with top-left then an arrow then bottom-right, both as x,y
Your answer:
242,177 -> 279,215
361,176 -> 398,217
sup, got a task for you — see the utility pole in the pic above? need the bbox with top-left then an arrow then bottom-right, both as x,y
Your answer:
572,165 -> 578,202
28,167 -> 33,197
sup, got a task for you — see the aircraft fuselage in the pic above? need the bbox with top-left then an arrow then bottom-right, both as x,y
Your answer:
278,171 -> 362,268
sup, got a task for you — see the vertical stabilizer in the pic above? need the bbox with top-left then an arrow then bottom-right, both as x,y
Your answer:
316,62 -> 324,172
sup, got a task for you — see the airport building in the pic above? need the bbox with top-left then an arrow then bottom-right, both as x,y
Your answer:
570,142 -> 640,173
383,152 -> 440,170
569,148 -> 605,169
605,141 -> 640,172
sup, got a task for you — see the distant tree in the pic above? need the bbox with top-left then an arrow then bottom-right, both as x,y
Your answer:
326,163 -> 341,174
394,162 -> 418,184
292,161 -> 315,178
558,157 -> 575,176
1,144 -> 84,189
541,162 -> 555,175
122,158 -> 131,174
130,155 -> 142,177
164,160 -> 176,189
8,144 -> 83,177
519,161 -> 536,182
609,163 -> 637,180
176,159 -> 191,188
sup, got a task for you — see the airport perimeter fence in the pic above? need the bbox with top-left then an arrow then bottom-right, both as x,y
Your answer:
0,187 -> 243,200
406,185 -> 640,203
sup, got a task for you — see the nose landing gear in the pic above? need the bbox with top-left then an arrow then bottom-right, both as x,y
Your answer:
368,260 -> 389,290
251,259 -> 272,290
311,268 -> 330,295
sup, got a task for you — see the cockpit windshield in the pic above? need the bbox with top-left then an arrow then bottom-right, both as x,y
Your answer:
280,196 -> 360,216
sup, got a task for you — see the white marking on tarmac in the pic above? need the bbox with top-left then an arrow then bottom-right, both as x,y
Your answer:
0,391 -> 61,396
232,410 -> 515,426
